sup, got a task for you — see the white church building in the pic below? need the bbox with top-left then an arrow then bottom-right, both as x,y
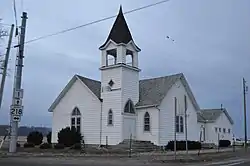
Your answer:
49,7 -> 234,146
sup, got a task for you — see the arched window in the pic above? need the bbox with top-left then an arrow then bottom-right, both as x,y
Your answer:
108,109 -> 113,125
71,107 -> 81,133
144,112 -> 150,131
124,99 -> 135,114
126,49 -> 134,66
106,49 -> 117,66
126,54 -> 133,66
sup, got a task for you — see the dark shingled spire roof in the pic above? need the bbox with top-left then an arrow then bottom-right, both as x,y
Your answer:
99,6 -> 140,50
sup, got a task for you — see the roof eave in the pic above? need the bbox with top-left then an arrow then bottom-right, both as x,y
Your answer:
179,75 -> 201,111
48,75 -> 78,112
75,75 -> 102,102
99,39 -> 141,52
222,109 -> 234,125
135,104 -> 159,109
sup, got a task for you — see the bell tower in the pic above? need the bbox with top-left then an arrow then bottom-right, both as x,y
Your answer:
99,6 -> 141,144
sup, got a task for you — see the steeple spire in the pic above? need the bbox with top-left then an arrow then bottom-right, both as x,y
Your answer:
99,6 -> 140,50
119,4 -> 123,13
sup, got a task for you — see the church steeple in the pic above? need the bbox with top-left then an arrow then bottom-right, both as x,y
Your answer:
99,6 -> 140,51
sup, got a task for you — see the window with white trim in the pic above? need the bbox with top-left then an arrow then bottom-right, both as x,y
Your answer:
144,112 -> 150,131
108,109 -> 113,125
71,107 -> 81,133
176,116 -> 184,133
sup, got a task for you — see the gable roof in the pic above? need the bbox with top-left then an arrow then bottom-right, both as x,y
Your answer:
197,108 -> 234,125
49,73 -> 200,112
76,75 -> 101,99
99,6 -> 140,50
138,73 -> 201,116
48,75 -> 101,112
136,73 -> 200,111
136,73 -> 182,106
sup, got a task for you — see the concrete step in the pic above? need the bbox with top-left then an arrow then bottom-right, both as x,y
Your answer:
121,139 -> 152,144
114,139 -> 157,153
201,143 -> 217,149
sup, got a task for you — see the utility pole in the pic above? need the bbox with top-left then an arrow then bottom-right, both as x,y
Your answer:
184,95 -> 188,155
243,78 -> 248,151
9,12 -> 27,153
0,24 -> 15,109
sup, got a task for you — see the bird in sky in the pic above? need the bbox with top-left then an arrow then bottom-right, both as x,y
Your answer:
166,36 -> 175,42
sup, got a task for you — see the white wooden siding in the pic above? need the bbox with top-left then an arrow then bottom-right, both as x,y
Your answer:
101,90 -> 123,145
121,66 -> 140,140
100,58 -> 140,144
205,113 -> 233,145
51,79 -> 101,145
101,66 -> 123,145
159,80 -> 200,145
121,67 -> 139,105
101,67 -> 122,91
136,107 -> 159,145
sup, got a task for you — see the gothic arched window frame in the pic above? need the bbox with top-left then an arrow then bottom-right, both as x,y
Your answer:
71,107 -> 81,133
124,99 -> 135,114
108,109 -> 113,125
144,112 -> 150,132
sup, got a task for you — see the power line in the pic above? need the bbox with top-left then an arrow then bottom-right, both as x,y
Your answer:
0,23 -> 13,27
14,0 -> 170,47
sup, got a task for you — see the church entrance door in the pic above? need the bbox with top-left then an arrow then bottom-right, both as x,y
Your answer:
123,116 -> 136,140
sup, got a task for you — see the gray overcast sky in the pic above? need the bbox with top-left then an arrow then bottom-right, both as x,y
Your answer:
0,0 -> 249,137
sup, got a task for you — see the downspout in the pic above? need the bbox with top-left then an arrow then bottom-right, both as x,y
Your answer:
99,99 -> 103,146
204,121 -> 206,142
154,105 -> 160,146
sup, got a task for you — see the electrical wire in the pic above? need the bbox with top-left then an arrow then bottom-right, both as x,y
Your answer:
0,23 -> 13,27
14,0 -> 170,47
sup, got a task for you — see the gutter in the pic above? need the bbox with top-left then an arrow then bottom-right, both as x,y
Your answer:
99,99 -> 103,146
135,104 -> 159,109
154,105 -> 161,145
